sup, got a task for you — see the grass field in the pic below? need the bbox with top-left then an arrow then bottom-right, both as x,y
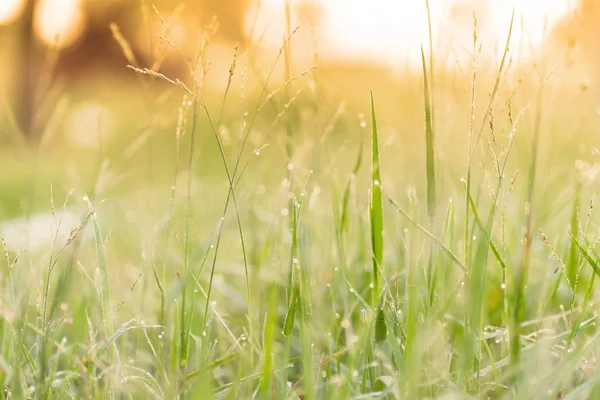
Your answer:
2,7 -> 600,400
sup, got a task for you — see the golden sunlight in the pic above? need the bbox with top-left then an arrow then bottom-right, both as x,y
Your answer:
254,0 -> 575,67
324,0 -> 575,66
0,0 -> 25,25
34,0 -> 85,47
0,0 -> 579,61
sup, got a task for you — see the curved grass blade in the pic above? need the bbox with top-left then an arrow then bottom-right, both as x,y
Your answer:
468,193 -> 507,270
569,232 -> 600,278
385,192 -> 466,272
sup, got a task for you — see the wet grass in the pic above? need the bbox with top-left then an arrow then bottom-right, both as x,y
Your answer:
1,8 -> 600,400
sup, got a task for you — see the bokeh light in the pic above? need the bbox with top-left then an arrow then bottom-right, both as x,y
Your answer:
34,0 -> 86,47
0,0 -> 25,25
65,102 -> 115,149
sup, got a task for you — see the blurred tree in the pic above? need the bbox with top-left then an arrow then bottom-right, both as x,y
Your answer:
15,0 -> 36,139
6,0 -> 251,141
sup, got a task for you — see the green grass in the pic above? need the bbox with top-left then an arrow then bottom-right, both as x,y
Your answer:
3,7 -> 600,400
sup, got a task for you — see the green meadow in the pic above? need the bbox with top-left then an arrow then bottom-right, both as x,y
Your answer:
2,6 -> 600,400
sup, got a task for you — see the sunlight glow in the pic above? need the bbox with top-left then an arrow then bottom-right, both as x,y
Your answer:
0,0 -> 25,25
252,0 -> 576,68
34,0 -> 85,47
1,0 -> 579,63
324,0 -> 575,66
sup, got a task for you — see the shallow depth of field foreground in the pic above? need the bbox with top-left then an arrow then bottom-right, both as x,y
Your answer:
3,1 -> 600,399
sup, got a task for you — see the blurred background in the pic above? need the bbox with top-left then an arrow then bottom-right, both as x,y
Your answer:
0,0 -> 598,144
0,0 -> 600,142
1,0 -> 600,240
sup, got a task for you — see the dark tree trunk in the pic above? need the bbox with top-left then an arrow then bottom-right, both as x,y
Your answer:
16,0 -> 37,140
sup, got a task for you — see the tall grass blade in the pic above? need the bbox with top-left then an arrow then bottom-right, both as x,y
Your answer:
260,283 -> 279,392
369,89 -> 383,306
420,46 -> 436,219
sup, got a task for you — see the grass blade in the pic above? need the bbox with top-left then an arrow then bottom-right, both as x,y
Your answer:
468,193 -> 507,270
569,232 -> 600,278
369,89 -> 383,306
385,193 -> 466,272
420,46 -> 436,219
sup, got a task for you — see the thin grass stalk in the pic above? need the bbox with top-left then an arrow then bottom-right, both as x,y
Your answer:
464,11 -> 513,256
460,69 -> 550,390
89,206 -> 114,398
180,93 -> 198,378
156,94 -> 189,334
460,11 -> 514,389
512,83 -> 544,366
465,13 -> 479,270
196,10 -> 308,354
199,50 -> 254,348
